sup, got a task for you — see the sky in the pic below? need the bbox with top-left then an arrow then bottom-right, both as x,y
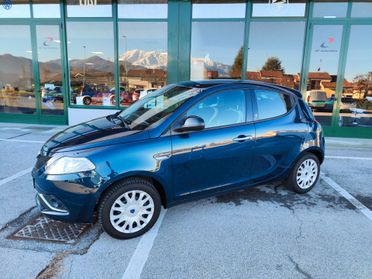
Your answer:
247,21 -> 306,74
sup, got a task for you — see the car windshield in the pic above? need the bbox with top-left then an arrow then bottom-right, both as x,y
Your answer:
119,85 -> 200,130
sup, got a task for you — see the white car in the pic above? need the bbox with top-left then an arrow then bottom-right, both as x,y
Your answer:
339,97 -> 356,113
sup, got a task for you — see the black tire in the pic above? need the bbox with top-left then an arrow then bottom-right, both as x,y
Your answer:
83,97 -> 91,105
286,153 -> 320,194
99,178 -> 161,239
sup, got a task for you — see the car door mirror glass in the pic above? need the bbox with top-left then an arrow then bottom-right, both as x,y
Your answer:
174,116 -> 205,133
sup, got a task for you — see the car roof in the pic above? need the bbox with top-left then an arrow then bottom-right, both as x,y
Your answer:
177,79 -> 302,98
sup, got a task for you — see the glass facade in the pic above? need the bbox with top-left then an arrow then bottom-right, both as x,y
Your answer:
339,25 -> 372,128
246,21 -> 305,89
0,0 -> 371,137
0,25 -> 35,114
67,22 -> 115,107
306,25 -> 343,126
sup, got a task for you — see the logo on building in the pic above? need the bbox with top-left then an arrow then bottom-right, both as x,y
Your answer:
320,37 -> 335,49
79,0 -> 97,6
43,36 -> 54,47
2,0 -> 12,10
268,0 -> 289,4
40,36 -> 58,50
316,37 -> 337,53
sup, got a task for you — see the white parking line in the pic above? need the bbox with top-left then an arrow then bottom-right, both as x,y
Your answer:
0,167 -> 33,187
0,138 -> 44,144
321,173 -> 372,221
122,209 -> 167,279
326,155 -> 372,161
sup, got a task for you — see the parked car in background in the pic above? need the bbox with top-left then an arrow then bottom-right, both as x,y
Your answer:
132,89 -> 142,102
139,88 -> 158,99
109,87 -> 133,106
33,80 -> 325,239
42,86 -> 64,103
339,97 -> 356,113
306,90 -> 333,112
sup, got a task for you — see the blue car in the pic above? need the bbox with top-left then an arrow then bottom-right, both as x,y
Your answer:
33,80 -> 325,239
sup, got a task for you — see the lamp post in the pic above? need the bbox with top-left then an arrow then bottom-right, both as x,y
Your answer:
82,45 -> 86,86
122,35 -> 128,91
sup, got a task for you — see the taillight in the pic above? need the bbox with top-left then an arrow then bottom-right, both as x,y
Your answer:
307,95 -> 311,102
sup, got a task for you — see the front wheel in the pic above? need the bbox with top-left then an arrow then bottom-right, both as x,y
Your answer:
286,153 -> 320,194
99,178 -> 161,239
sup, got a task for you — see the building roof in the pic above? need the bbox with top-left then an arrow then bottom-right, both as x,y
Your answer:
322,80 -> 354,89
260,70 -> 284,78
246,71 -> 261,80
308,72 -> 332,80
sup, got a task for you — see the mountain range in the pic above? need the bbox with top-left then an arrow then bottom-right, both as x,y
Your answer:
0,50 -> 231,86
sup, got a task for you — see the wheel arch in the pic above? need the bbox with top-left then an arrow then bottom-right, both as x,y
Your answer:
303,147 -> 324,164
96,172 -> 169,211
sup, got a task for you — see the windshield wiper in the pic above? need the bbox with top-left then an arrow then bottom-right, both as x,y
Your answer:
106,113 -> 130,128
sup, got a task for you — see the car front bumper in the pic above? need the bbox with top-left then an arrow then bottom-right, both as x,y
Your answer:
32,168 -> 104,223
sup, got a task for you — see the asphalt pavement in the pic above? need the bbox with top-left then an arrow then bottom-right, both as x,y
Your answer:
0,123 -> 371,279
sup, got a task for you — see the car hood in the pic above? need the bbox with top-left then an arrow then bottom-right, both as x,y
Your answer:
41,116 -> 149,155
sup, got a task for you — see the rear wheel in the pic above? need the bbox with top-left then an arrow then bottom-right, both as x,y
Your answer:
286,153 -> 320,194
99,178 -> 161,239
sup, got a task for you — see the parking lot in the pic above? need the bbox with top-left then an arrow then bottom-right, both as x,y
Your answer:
0,123 -> 371,279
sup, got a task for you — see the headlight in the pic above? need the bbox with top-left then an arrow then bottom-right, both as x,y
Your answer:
45,157 -> 95,175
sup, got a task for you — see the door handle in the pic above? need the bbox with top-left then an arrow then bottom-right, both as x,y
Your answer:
233,135 -> 253,142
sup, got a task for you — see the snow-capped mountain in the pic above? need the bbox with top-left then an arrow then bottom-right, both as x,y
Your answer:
119,49 -> 231,76
191,56 -> 231,77
119,50 -> 167,69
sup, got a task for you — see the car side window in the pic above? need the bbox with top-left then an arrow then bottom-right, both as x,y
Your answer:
186,90 -> 246,129
254,89 -> 292,120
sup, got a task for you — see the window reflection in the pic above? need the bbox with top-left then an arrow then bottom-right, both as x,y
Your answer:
339,25 -> 372,128
312,1 -> 348,18
246,22 -> 305,90
0,0 -> 30,18
0,25 -> 35,114
36,25 -> 64,115
351,1 -> 372,18
118,0 -> 167,19
33,0 -> 60,18
67,22 -> 115,106
66,0 -> 112,17
118,22 -> 167,106
191,21 -> 245,80
306,25 -> 343,127
192,0 -> 246,19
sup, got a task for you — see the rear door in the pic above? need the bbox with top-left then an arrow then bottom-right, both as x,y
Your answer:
171,88 -> 256,198
250,87 -> 308,183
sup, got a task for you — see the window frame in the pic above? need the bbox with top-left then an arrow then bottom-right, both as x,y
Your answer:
170,87 -> 254,135
250,85 -> 297,122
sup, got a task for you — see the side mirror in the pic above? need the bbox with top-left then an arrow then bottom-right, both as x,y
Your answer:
174,116 -> 205,133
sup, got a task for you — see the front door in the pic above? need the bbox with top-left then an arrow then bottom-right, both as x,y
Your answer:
171,89 -> 255,198
304,24 -> 344,127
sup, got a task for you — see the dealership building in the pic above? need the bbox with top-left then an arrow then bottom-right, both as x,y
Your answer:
0,0 -> 371,138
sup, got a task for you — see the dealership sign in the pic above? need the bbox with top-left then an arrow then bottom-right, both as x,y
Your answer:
2,0 -> 12,10
80,0 -> 97,6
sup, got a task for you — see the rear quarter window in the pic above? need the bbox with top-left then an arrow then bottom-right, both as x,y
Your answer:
254,89 -> 293,120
